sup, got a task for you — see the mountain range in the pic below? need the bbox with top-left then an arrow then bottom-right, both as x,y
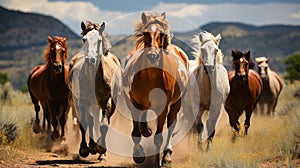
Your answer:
0,6 -> 299,88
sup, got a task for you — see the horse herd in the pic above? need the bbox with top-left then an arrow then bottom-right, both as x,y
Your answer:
26,12 -> 283,167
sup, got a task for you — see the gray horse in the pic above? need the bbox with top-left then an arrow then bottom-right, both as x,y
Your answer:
187,31 -> 230,149
69,21 -> 120,159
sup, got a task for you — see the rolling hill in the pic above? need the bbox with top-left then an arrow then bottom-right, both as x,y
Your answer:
0,6 -> 300,88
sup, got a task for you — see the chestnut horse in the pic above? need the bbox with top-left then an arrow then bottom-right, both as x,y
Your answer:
225,49 -> 262,139
28,36 -> 70,141
255,57 -> 283,116
69,21 -> 120,159
188,31 -> 230,149
121,12 -> 189,166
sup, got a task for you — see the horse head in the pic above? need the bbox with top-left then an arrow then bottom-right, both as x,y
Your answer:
81,21 -> 108,68
232,49 -> 253,81
46,36 -> 68,74
198,31 -> 221,74
256,56 -> 270,79
134,12 -> 171,65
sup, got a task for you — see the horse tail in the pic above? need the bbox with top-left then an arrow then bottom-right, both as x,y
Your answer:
139,111 -> 152,137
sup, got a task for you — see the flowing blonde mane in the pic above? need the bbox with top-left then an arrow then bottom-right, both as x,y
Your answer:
133,12 -> 171,49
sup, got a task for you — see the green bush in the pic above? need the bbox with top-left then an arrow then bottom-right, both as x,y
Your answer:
284,54 -> 300,83
0,73 -> 9,85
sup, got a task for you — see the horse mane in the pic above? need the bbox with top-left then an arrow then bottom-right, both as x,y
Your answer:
81,21 -> 112,55
133,12 -> 171,49
44,36 -> 68,64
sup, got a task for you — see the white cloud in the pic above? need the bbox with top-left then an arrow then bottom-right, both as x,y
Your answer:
1,1 -> 300,35
152,2 -> 206,17
291,11 -> 300,19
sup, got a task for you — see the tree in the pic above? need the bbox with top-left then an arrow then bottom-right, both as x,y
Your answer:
284,54 -> 300,83
0,73 -> 9,85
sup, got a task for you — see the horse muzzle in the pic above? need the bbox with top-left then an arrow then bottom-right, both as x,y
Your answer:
237,72 -> 246,81
147,51 -> 160,65
53,63 -> 63,73
85,57 -> 97,67
205,65 -> 215,74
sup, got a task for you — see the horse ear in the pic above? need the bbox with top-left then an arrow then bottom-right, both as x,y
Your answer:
199,32 -> 205,43
266,57 -> 270,63
48,36 -> 53,43
245,50 -> 251,61
99,22 -> 105,34
215,33 -> 221,45
141,12 -> 147,24
231,50 -> 237,58
81,21 -> 86,31
62,36 -> 67,43
161,12 -> 166,20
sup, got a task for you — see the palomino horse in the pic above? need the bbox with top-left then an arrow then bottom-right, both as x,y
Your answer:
189,31 -> 230,148
69,21 -> 120,159
28,36 -> 70,141
121,12 -> 189,166
225,49 -> 262,139
255,57 -> 283,116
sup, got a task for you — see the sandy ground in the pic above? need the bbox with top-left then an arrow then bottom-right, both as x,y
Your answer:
10,99 -> 217,168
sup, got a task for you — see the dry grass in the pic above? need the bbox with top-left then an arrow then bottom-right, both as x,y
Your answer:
176,81 -> 300,168
0,81 -> 299,167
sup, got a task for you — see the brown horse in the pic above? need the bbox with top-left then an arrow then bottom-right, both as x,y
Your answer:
69,21 -> 120,159
255,57 -> 283,116
28,36 -> 70,141
121,12 -> 189,167
225,49 -> 262,138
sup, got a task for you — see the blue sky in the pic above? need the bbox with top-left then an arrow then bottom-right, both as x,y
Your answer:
1,0 -> 300,34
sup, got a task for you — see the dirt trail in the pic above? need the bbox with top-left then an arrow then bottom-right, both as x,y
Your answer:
9,104 -> 212,168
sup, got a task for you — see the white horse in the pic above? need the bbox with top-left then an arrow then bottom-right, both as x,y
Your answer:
255,57 -> 283,116
187,31 -> 230,149
69,21 -> 120,160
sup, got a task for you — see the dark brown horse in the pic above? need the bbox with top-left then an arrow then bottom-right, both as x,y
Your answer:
28,36 -> 70,141
225,49 -> 262,138
121,12 -> 189,167
255,57 -> 283,116
69,21 -> 120,159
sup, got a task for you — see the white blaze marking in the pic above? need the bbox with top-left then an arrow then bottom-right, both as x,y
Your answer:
151,25 -> 157,32
240,58 -> 243,62
56,45 -> 61,49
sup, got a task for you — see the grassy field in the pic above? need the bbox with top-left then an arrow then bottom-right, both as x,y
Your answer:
0,81 -> 299,167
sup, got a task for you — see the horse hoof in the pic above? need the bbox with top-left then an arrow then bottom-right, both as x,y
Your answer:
133,155 -> 145,164
51,131 -> 60,141
33,124 -> 41,134
162,150 -> 172,167
79,147 -> 89,158
133,145 -> 145,163
89,143 -> 98,155
97,145 -> 107,155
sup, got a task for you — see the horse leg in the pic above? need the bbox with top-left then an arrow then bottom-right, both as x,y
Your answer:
76,101 -> 89,157
59,102 -> 69,141
225,106 -> 240,142
50,103 -> 60,141
97,98 -> 110,157
244,106 -> 253,135
86,110 -> 98,155
132,120 -> 145,164
162,99 -> 181,167
205,102 -> 223,150
32,99 -> 41,134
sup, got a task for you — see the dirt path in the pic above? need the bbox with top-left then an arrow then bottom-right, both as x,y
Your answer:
4,105 -> 200,168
